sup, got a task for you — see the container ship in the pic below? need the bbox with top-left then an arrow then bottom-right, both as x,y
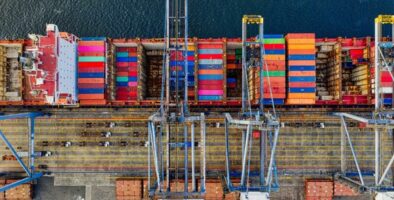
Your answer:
0,19 -> 393,200
0,24 -> 390,107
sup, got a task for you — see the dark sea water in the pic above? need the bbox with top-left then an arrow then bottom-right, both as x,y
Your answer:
0,0 -> 393,39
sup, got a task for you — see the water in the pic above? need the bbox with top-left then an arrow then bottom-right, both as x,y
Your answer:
0,0 -> 393,39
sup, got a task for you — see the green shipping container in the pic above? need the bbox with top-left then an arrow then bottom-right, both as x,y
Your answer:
116,52 -> 129,57
116,77 -> 128,82
79,56 -> 105,62
262,71 -> 286,77
263,38 -> 285,44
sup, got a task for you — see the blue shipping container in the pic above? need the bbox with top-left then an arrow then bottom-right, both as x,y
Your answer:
198,96 -> 223,101
288,76 -> 316,82
289,88 -> 316,93
79,88 -> 105,94
288,55 -> 316,60
288,66 -> 316,71
198,75 -> 224,80
78,73 -> 104,78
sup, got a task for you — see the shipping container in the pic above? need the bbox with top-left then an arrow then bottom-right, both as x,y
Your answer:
23,24 -> 78,105
286,33 -> 316,105
249,35 -> 287,105
5,179 -> 32,200
110,39 -> 146,105
78,37 -> 108,105
304,179 -> 333,200
0,41 -> 24,105
116,179 -> 143,200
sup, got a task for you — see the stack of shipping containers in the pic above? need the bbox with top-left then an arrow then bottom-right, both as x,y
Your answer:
340,38 -> 370,105
115,46 -> 144,101
261,35 -> 286,105
77,37 -> 107,105
371,45 -> 393,106
226,44 -> 242,100
170,43 -> 196,100
315,39 -> 342,104
144,43 -> 163,101
197,40 -> 225,102
286,33 -> 316,105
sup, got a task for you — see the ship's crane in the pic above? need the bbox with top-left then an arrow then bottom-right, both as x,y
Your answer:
147,0 -> 207,199
223,15 -> 280,200
0,112 -> 48,192
333,15 -> 394,198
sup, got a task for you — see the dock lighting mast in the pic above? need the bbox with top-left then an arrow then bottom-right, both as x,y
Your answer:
0,112 -> 47,192
147,0 -> 207,199
224,15 -> 280,200
334,15 -> 394,197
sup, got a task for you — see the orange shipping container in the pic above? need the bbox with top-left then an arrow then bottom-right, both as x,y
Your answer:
286,39 -> 315,44
78,41 -> 105,46
288,60 -> 316,66
287,44 -> 315,50
288,71 -> 316,76
79,94 -> 105,100
287,98 -> 316,104
288,93 -> 315,99
78,78 -> 105,84
286,33 -> 315,39
198,69 -> 223,75
264,55 -> 286,61
288,49 -> 316,55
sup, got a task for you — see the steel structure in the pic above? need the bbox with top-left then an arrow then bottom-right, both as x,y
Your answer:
224,15 -> 280,198
334,15 -> 394,193
147,0 -> 206,199
0,112 -> 47,192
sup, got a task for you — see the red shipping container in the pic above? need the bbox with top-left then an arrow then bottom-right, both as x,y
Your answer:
265,60 -> 285,66
198,84 -> 223,90
252,130 -> 260,139
288,71 -> 316,76
78,78 -> 105,84
79,62 -> 105,67
198,80 -> 223,85
349,49 -> 364,60
79,52 -> 105,57
117,47 -> 135,52
264,44 -> 285,50
117,62 -> 138,67
198,54 -> 223,59
341,39 -> 354,47
78,83 -> 105,89
117,72 -> 128,77
198,69 -> 223,75
198,44 -> 223,49
354,38 -> 367,47
288,60 -> 316,66
381,71 -> 393,82
117,87 -> 138,92
78,67 -> 105,73
227,54 -> 236,60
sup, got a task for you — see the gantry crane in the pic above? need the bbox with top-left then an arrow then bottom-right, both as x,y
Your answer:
334,15 -> 394,198
0,112 -> 48,192
147,0 -> 206,199
223,15 -> 280,200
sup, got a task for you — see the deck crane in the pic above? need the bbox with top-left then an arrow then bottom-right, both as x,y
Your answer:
147,0 -> 206,199
0,112 -> 48,192
223,15 -> 280,200
333,15 -> 394,199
